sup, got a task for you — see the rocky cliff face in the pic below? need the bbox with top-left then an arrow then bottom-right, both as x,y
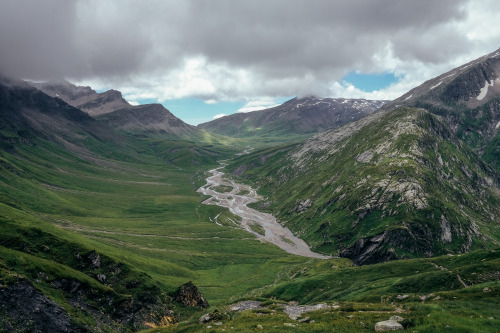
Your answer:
227,107 -> 500,264
198,96 -> 387,140
0,76 -> 118,151
96,103 -> 199,138
31,80 -> 131,116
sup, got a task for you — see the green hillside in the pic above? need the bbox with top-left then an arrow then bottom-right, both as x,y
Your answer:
226,107 -> 500,264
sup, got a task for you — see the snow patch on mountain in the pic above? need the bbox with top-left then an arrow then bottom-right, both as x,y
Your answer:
477,80 -> 495,100
430,81 -> 442,90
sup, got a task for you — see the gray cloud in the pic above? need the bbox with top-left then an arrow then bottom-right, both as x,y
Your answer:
0,0 -> 498,101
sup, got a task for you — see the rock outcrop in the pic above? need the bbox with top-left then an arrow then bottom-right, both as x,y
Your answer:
174,281 -> 209,308
0,279 -> 80,332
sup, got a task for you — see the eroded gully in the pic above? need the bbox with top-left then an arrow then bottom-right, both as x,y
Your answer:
196,159 -> 330,259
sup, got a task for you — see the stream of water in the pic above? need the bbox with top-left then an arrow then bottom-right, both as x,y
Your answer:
196,163 -> 330,259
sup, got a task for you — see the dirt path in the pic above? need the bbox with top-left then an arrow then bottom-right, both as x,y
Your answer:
197,164 -> 330,259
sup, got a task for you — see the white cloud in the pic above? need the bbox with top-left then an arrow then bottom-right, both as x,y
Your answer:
237,98 -> 281,113
4,0 -> 499,105
213,113 -> 226,119
127,100 -> 139,106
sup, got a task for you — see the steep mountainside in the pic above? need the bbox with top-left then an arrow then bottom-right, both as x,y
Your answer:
96,103 -> 199,139
0,77 -> 221,331
31,80 -> 131,116
227,107 -> 500,265
198,97 -> 387,140
0,76 -> 120,153
383,47 -> 500,170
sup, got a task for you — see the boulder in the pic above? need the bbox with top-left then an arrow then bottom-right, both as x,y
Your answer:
375,320 -> 404,331
174,281 -> 209,308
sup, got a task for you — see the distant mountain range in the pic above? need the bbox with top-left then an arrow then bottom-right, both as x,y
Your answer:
30,80 -> 205,140
198,97 -> 387,141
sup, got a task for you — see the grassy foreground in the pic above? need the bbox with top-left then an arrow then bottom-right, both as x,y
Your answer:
0,134 -> 308,330
1,130 -> 500,332
145,249 -> 500,332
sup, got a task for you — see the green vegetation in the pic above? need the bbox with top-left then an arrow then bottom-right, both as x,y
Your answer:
145,249 -> 500,332
0,126 -> 307,330
248,222 -> 265,236
225,108 -> 500,264
2,79 -> 500,332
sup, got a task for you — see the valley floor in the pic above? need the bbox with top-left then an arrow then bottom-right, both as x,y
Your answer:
197,163 -> 329,259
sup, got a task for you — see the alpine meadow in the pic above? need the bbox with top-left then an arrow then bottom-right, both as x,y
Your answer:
1,1 -> 500,333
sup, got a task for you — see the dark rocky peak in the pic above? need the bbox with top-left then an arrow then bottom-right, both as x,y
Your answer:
386,47 -> 500,110
31,80 -> 130,116
96,103 -> 198,138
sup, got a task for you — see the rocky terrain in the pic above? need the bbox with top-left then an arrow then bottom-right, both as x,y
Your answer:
226,107 -> 500,264
383,47 -> 500,170
197,162 -> 330,258
96,103 -> 199,138
198,96 -> 387,141
31,80 -> 131,116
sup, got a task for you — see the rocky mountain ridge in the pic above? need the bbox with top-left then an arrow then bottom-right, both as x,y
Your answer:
198,96 -> 387,140
31,80 -> 131,116
383,47 -> 500,170
227,107 -> 500,264
96,103 -> 199,138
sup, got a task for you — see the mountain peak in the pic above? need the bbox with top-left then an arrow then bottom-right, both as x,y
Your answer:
31,80 -> 130,116
199,96 -> 388,142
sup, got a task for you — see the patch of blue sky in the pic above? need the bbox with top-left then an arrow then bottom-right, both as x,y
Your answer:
342,71 -> 398,92
136,97 -> 245,125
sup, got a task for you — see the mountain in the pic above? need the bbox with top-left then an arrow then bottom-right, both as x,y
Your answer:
0,76 -> 119,153
31,80 -> 130,116
96,103 -> 200,138
226,107 -> 500,265
383,47 -> 500,170
198,96 -> 387,141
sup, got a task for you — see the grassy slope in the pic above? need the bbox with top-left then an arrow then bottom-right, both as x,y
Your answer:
149,249 -> 500,333
225,108 -> 500,263
0,131 -> 308,330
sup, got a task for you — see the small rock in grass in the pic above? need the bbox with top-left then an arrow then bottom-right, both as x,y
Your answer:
389,315 -> 404,323
256,324 -> 263,330
374,320 -> 404,331
284,322 -> 297,327
298,316 -> 311,323
483,287 -> 491,293
214,322 -> 223,326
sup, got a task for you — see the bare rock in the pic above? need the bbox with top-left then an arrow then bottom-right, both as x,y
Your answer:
296,198 -> 312,212
389,315 -> 405,323
375,320 -> 404,331
0,279 -> 80,332
356,150 -> 374,163
86,250 -> 101,268
96,273 -> 106,283
174,281 -> 209,308
199,309 -> 227,324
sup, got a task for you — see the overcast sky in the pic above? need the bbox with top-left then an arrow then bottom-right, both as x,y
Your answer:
1,0 -> 500,124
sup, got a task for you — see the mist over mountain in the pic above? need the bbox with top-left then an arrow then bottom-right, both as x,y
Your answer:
1,23 -> 500,330
225,50 -> 500,264
31,80 -> 131,116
